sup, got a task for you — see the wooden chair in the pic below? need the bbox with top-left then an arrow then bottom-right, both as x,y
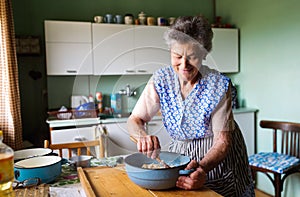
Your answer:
249,120 -> 300,197
44,138 -> 105,159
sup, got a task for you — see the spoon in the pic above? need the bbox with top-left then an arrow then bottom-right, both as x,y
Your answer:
129,136 -> 170,168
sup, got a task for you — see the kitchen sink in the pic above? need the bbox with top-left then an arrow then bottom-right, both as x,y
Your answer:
98,112 -> 131,119
113,112 -> 132,118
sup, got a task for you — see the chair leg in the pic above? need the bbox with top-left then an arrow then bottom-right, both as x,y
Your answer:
274,173 -> 281,197
251,168 -> 257,185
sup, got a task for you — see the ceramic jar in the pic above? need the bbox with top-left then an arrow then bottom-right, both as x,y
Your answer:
124,14 -> 134,25
138,11 -> 147,25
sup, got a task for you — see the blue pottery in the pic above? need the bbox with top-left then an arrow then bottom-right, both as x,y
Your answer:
14,156 -> 62,183
124,152 -> 192,190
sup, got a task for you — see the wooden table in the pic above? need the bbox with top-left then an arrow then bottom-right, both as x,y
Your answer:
78,165 -> 222,197
14,184 -> 49,197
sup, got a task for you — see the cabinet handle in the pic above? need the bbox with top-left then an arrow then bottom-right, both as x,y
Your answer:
137,70 -> 147,73
66,70 -> 77,73
147,122 -> 157,126
125,70 -> 135,73
73,136 -> 87,141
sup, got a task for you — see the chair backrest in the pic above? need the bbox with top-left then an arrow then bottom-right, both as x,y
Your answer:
44,138 -> 104,159
260,120 -> 300,158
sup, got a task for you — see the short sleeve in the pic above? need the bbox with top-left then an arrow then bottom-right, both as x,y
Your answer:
131,77 -> 161,122
211,84 -> 235,133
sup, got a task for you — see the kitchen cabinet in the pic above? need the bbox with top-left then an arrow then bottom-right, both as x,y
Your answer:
233,108 -> 258,155
50,126 -> 99,158
104,121 -> 136,156
46,108 -> 256,158
46,118 -> 102,158
92,24 -> 135,75
204,28 -> 239,73
92,24 -> 171,75
145,119 -> 171,151
45,20 -> 93,75
103,108 -> 256,157
45,21 -> 238,75
131,26 -> 170,74
103,117 -> 170,156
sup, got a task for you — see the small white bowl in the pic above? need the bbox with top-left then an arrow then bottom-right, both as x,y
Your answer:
69,155 -> 93,168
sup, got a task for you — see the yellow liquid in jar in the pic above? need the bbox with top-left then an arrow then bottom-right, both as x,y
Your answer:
0,154 -> 15,197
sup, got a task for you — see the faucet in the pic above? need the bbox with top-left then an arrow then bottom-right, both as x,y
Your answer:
119,84 -> 136,97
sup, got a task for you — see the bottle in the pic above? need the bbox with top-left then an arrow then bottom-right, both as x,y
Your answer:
110,94 -> 122,114
0,130 -> 15,197
88,94 -> 94,103
96,92 -> 103,113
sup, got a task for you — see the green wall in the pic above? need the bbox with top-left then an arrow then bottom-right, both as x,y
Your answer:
12,0 -> 213,35
217,0 -> 300,196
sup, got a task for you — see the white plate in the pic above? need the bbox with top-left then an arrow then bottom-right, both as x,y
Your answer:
14,156 -> 61,168
14,148 -> 52,161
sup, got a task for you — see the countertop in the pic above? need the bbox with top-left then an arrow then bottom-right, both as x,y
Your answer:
46,116 -> 163,128
46,107 -> 258,128
232,107 -> 258,114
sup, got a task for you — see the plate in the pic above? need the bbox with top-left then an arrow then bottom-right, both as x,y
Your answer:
14,148 -> 52,161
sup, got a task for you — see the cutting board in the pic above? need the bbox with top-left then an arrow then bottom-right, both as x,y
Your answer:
77,165 -> 222,197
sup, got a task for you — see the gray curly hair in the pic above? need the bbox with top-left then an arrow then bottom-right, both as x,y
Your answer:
164,15 -> 213,53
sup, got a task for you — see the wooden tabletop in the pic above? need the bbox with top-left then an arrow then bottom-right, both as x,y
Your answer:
14,184 -> 49,197
78,165 -> 222,197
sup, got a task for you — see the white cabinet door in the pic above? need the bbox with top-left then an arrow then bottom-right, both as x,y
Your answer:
92,24 -> 171,75
146,119 -> 171,151
104,122 -> 137,156
92,24 -> 135,75
203,28 -> 239,73
46,43 -> 93,75
104,118 -> 171,156
233,112 -> 255,156
50,126 -> 97,158
132,26 -> 171,75
45,20 -> 93,75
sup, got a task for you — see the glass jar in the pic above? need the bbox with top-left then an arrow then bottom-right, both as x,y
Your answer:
0,130 -> 15,197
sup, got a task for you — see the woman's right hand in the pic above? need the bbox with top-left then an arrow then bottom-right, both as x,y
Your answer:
137,135 -> 161,159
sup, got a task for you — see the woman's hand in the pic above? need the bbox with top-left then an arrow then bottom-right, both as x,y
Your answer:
137,135 -> 161,159
176,160 -> 207,190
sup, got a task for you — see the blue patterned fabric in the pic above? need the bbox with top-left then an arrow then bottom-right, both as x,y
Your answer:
248,152 -> 300,173
153,65 -> 230,140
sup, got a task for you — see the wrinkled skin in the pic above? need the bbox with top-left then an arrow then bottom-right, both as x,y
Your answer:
176,160 -> 207,190
136,135 -> 161,159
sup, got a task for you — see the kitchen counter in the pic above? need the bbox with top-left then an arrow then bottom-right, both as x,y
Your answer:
46,108 -> 258,127
100,115 -> 163,124
46,115 -> 163,128
232,107 -> 258,114
46,117 -> 101,129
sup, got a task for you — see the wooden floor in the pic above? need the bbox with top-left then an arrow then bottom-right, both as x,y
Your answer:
255,189 -> 272,197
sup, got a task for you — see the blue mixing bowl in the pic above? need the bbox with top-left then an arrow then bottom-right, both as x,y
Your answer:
124,152 -> 192,190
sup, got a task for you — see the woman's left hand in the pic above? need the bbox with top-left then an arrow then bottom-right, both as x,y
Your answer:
176,160 -> 206,190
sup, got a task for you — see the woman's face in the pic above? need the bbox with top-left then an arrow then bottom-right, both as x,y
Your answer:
170,42 -> 205,82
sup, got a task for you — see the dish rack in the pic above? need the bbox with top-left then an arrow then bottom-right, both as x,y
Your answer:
48,109 -> 98,120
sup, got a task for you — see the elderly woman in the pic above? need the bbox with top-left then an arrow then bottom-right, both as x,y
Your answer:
127,15 -> 254,197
